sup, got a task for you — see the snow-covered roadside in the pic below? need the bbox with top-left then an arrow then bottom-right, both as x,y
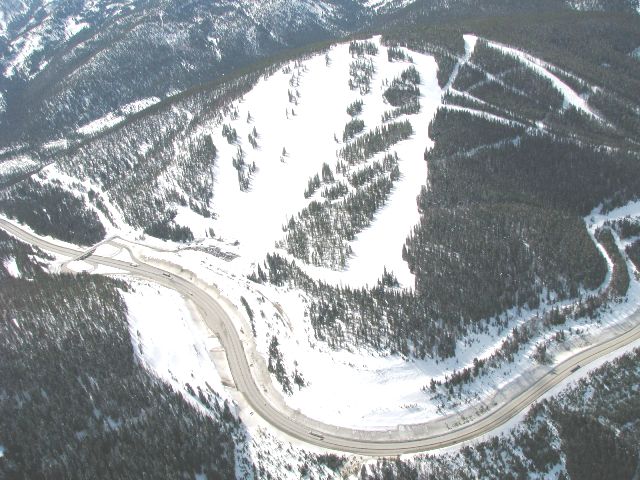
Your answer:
124,194 -> 640,431
122,279 -> 231,408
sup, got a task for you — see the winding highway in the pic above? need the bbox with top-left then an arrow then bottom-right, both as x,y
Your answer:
2,217 -> 640,456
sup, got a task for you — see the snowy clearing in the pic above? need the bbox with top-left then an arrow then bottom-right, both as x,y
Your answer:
3,257 -> 20,278
64,16 -> 89,39
77,112 -> 125,136
0,155 -> 39,179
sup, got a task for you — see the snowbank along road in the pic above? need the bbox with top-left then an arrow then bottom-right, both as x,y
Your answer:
2,216 -> 640,456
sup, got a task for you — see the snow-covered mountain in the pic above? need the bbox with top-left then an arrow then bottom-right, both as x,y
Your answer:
1,0 -> 638,148
0,0 -> 372,146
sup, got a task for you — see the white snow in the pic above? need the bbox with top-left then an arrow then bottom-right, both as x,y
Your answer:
75,98 -> 161,136
4,30 -> 43,77
0,155 -> 39,178
64,16 -> 89,39
42,138 -> 69,152
77,112 -> 124,136
173,205 -> 217,239
205,36 -> 439,289
363,0 -> 413,10
122,279 -> 230,405
0,91 -> 5,114
125,193 -> 640,430
484,40 -> 598,117
119,97 -> 161,115
3,257 -> 20,278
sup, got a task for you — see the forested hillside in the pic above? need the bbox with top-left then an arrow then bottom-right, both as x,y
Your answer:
0,231 -> 241,478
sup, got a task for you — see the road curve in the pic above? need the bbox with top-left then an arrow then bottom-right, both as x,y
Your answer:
2,217 -> 640,456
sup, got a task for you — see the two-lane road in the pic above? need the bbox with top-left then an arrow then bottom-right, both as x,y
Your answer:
2,217 -> 640,455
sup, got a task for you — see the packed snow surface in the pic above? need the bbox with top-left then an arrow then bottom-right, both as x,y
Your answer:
123,280 -> 229,403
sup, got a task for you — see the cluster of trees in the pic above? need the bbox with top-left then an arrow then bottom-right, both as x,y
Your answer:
232,145 -> 256,192
387,46 -> 412,63
625,239 -> 640,270
173,134 -> 218,208
247,126 -> 259,148
348,58 -> 375,94
381,98 -> 421,123
347,99 -> 363,117
221,123 -> 238,144
443,40 -> 567,121
349,153 -> 399,188
143,210 -> 194,243
383,66 -> 421,108
267,336 -> 292,395
259,253 -> 454,358
595,228 -> 630,298
284,154 -> 400,269
304,162 -> 335,199
0,232 -> 240,478
343,118 -> 365,141
428,108 -> 525,158
339,120 -> 412,164
284,172 -> 395,269
349,40 -> 378,57
606,216 -> 640,239
322,182 -> 349,201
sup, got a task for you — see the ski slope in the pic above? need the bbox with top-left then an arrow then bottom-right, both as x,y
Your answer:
201,36 -> 441,289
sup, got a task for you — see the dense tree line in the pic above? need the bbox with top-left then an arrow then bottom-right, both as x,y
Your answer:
625,239 -> 640,271
0,178 -> 106,246
343,118 -> 365,141
339,120 -> 412,165
387,46 -> 412,63
383,66 -> 421,108
0,232 -> 240,479
381,98 -> 421,123
284,173 -> 396,269
285,153 -> 400,268
595,228 -> 630,298
428,108 -> 525,158
349,40 -> 378,57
